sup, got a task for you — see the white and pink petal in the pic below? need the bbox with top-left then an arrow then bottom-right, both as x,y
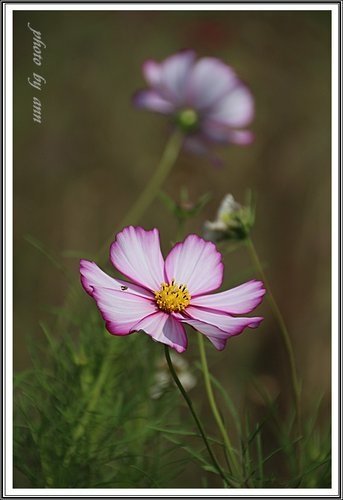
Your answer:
91,286 -> 156,336
181,306 -> 263,350
185,305 -> 263,332
133,312 -> 188,353
180,318 -> 230,350
110,226 -> 165,292
80,259 -> 119,296
165,234 -> 223,296
80,260 -> 153,299
190,280 -> 266,314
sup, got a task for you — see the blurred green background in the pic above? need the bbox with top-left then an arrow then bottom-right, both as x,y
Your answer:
14,9 -> 331,486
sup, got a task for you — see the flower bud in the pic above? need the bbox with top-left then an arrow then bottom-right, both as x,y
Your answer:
149,352 -> 196,399
203,194 -> 254,242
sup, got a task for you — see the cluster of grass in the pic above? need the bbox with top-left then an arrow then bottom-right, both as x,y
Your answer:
14,304 -> 331,488
149,365 -> 331,488
14,306 -> 187,488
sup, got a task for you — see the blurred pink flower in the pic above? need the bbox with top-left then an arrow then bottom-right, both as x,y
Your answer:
80,226 -> 265,353
134,50 -> 254,159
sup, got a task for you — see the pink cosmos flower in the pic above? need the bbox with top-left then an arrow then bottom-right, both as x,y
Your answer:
133,50 -> 254,158
80,226 -> 265,353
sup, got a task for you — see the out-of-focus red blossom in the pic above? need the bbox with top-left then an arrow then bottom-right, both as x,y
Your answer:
185,20 -> 229,50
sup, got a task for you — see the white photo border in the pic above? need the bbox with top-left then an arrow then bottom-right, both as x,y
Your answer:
3,1 -> 341,498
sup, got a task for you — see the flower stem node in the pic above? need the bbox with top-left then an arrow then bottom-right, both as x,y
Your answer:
155,279 -> 191,313
175,108 -> 199,133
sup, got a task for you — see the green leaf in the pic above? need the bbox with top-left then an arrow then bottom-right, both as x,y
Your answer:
202,464 -> 219,474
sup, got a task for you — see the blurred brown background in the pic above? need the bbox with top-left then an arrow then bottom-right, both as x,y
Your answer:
14,9 -> 331,430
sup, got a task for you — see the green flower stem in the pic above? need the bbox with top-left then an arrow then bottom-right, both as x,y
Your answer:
61,132 -> 184,320
164,345 -> 231,487
197,334 -> 242,480
245,237 -> 302,470
64,132 -> 183,465
96,130 -> 184,261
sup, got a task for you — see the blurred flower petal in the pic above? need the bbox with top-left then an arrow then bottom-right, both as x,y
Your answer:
202,121 -> 254,145
134,51 -> 255,160
160,50 -> 196,103
186,57 -> 237,110
228,129 -> 255,145
142,59 -> 162,87
209,84 -> 254,127
133,90 -> 174,114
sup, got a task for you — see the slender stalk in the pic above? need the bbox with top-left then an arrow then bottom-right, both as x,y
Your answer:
64,132 -> 183,464
245,237 -> 302,470
164,345 -> 231,487
197,334 -> 242,480
175,217 -> 241,482
60,132 -> 184,320
96,130 -> 184,261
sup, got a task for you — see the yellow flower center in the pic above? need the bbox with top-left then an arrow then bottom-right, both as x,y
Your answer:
154,279 -> 191,313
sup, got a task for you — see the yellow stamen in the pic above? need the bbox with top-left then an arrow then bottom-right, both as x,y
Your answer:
154,280 -> 191,313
